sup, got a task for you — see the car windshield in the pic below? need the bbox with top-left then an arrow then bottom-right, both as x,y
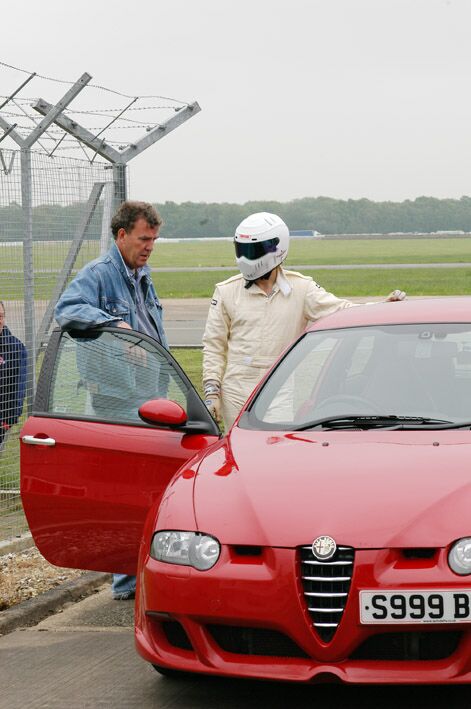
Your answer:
243,323 -> 471,430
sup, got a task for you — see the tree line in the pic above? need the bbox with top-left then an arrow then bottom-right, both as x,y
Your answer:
157,196 -> 471,237
2,196 -> 471,241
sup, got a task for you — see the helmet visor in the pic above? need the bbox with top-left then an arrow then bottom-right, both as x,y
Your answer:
234,237 -> 279,260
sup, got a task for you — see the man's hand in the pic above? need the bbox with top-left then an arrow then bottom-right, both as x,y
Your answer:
117,321 -> 147,365
386,289 -> 406,302
125,342 -> 147,366
204,395 -> 222,423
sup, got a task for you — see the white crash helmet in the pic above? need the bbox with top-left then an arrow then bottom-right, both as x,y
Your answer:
234,212 -> 289,281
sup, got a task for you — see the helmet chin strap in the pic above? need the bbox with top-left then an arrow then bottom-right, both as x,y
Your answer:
244,268 -> 274,289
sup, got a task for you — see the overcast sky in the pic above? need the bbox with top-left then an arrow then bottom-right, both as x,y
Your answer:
2,0 -> 471,204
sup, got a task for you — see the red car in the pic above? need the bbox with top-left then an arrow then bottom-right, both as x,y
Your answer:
21,297 -> 471,684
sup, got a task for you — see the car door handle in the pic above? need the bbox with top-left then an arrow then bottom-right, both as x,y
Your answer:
22,435 -> 56,447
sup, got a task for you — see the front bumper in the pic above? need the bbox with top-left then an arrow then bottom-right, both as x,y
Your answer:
135,546 -> 471,683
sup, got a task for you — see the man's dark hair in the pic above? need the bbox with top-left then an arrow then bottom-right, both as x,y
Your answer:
111,201 -> 163,238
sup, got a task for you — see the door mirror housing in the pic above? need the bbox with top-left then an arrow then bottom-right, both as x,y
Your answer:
139,399 -> 188,427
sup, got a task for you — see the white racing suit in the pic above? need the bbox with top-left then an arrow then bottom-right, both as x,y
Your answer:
202,268 -> 356,429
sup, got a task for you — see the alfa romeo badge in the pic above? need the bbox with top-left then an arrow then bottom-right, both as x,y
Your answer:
311,535 -> 337,561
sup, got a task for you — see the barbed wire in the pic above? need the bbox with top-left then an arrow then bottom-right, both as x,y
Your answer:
5,129 -> 131,144
4,121 -> 161,131
0,108 -> 169,132
0,60 -> 191,104
0,98 -> 184,111
0,60 -> 197,164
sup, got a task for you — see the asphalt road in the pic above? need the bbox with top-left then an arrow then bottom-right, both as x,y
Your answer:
8,298 -> 211,348
6,293 -> 463,348
0,586 -> 470,708
160,296 -> 446,347
163,297 -> 209,347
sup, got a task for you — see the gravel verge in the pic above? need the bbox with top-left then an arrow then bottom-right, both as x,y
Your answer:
0,545 -> 111,635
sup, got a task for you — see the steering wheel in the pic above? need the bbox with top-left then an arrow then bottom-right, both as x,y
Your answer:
313,394 -> 382,416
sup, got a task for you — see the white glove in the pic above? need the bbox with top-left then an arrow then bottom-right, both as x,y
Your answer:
204,395 -> 222,423
386,289 -> 406,302
203,380 -> 222,423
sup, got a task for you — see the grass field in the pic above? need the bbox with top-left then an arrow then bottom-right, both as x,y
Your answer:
2,237 -> 471,270
171,347 -> 203,396
2,238 -> 471,299
9,265 -> 471,300
3,265 -> 471,300
150,267 -> 471,298
153,237 -> 471,268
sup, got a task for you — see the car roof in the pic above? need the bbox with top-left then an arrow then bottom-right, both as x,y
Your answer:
306,297 -> 471,332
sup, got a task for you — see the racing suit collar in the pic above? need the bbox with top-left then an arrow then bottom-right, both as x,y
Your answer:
276,268 -> 292,296
248,268 -> 292,297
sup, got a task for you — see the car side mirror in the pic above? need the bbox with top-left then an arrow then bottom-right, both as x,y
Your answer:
139,399 -> 188,427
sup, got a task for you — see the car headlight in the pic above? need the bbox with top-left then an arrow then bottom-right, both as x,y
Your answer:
448,538 -> 471,575
150,531 -> 220,571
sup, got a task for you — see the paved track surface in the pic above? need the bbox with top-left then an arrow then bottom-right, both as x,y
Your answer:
0,586 -> 469,708
162,296 -> 389,347
163,297 -> 209,347
160,296 -> 450,347
7,295 -> 464,347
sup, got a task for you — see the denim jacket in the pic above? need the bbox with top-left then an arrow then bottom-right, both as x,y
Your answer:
54,241 -> 168,348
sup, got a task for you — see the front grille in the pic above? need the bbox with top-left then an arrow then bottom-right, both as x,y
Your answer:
299,544 -> 355,643
162,621 -> 193,650
351,631 -> 462,661
207,625 -> 309,658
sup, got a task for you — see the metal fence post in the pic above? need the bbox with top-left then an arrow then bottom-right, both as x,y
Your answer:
113,163 -> 127,211
20,147 -> 35,414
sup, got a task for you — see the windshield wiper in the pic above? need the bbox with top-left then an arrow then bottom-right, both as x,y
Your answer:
292,415 -> 458,431
392,419 -> 471,430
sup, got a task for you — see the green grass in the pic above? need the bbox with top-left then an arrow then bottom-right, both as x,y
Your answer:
3,237 -> 471,271
152,237 -> 471,268
170,348 -> 203,396
153,270 -> 237,298
152,267 -> 471,298
286,238 -> 471,266
3,238 -> 471,299
2,265 -> 471,300
302,267 -> 471,297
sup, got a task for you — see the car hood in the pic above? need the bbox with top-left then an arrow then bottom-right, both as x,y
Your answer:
193,427 -> 471,548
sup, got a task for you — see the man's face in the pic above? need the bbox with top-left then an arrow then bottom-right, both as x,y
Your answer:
116,217 -> 159,270
0,306 -> 4,334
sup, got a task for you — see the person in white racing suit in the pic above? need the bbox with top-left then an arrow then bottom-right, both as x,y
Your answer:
202,212 -> 405,429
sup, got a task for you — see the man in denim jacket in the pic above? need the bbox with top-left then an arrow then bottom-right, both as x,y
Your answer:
55,200 -> 168,600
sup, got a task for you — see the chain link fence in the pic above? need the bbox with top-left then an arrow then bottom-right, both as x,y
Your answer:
0,62 -> 199,544
0,149 -> 114,541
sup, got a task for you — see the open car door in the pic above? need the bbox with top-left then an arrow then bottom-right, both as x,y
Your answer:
20,327 -> 220,574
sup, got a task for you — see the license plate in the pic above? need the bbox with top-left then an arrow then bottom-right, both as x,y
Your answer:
360,590 -> 471,624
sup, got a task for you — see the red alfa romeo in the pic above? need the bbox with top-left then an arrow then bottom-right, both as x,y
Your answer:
21,297 -> 471,683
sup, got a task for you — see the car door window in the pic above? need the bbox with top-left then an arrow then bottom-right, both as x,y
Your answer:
47,329 -> 190,424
